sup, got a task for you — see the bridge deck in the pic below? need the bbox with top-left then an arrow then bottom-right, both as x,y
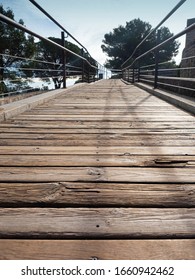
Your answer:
0,79 -> 195,259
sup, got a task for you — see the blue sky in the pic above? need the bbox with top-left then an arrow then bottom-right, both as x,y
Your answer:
1,0 -> 195,65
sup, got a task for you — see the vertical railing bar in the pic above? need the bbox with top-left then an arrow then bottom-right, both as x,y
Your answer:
132,67 -> 135,83
154,30 -> 161,89
61,31 -> 66,88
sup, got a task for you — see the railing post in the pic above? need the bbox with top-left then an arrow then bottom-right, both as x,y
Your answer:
88,64 -> 90,83
137,65 -> 140,82
154,30 -> 161,89
61,31 -> 66,88
132,67 -> 135,83
81,49 -> 85,82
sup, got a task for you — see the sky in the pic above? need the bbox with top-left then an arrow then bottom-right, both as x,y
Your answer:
1,0 -> 195,66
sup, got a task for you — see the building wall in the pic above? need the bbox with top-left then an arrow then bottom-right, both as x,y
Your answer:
181,18 -> 195,78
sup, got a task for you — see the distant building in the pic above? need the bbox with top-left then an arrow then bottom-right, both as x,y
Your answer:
181,18 -> 195,78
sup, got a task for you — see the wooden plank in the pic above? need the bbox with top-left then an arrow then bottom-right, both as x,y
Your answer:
0,239 -> 194,260
39,102 -> 183,106
1,127 -> 195,134
23,110 -> 187,116
0,167 -> 194,182
32,106 -> 183,111
1,121 -> 195,129
0,208 -> 194,238
14,115 -> 194,121
0,182 -> 194,207
40,101 -> 178,106
1,133 -> 195,147
0,155 -> 194,167
0,137 -> 194,146
0,146 -> 195,155
1,133 -> 195,140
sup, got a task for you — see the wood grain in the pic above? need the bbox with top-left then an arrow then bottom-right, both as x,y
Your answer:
0,167 -> 194,182
0,239 -> 194,260
0,182 -> 194,207
1,121 -> 195,129
0,208 -> 194,238
1,127 -> 195,134
0,146 -> 194,155
0,155 -> 194,167
14,115 -> 194,121
0,138 -> 194,146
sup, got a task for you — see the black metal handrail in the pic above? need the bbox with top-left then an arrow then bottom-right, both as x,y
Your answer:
121,0 -> 195,97
0,2 -> 106,99
123,23 -> 195,70
0,14 -> 97,69
28,0 -> 91,58
121,0 -> 187,68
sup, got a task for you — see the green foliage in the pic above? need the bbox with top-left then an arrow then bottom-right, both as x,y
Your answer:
36,37 -> 82,66
0,5 -> 36,63
32,37 -> 83,88
0,5 -> 36,93
101,18 -> 180,69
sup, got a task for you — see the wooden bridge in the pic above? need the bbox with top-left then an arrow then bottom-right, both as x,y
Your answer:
0,79 -> 195,259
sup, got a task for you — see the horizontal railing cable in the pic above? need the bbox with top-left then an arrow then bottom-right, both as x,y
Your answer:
123,23 -> 195,70
181,55 -> 195,61
121,0 -> 187,68
140,61 -> 174,69
28,0 -> 103,71
157,81 -> 195,92
0,53 -> 62,66
28,0 -> 89,55
0,13 -> 98,70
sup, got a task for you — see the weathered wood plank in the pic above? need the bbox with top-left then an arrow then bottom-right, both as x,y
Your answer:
0,182 -> 194,207
32,102 -> 180,106
23,110 -> 187,116
0,155 -> 194,167
1,121 -> 195,129
0,239 -> 195,260
14,115 -> 194,121
0,138 -> 194,146
0,128 -> 195,134
0,167 -> 194,182
1,128 -> 195,134
37,101 -> 184,106
1,133 -> 195,140
0,146 -> 194,155
0,208 -> 194,238
31,107 -> 184,112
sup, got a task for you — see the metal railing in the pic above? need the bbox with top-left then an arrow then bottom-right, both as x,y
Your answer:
0,0 -> 106,99
121,0 -> 195,97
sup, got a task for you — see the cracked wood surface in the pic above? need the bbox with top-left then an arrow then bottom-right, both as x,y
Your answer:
0,79 -> 195,259
0,182 -> 194,207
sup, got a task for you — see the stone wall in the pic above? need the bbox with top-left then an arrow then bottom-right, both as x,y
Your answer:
181,18 -> 195,78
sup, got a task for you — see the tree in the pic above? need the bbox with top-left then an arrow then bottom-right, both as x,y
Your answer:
101,18 -> 180,69
32,37 -> 83,89
0,5 -> 36,93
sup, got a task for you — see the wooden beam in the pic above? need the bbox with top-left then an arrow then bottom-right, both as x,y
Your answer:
0,183 -> 194,207
0,167 -> 194,182
0,239 -> 195,260
0,208 -> 194,238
